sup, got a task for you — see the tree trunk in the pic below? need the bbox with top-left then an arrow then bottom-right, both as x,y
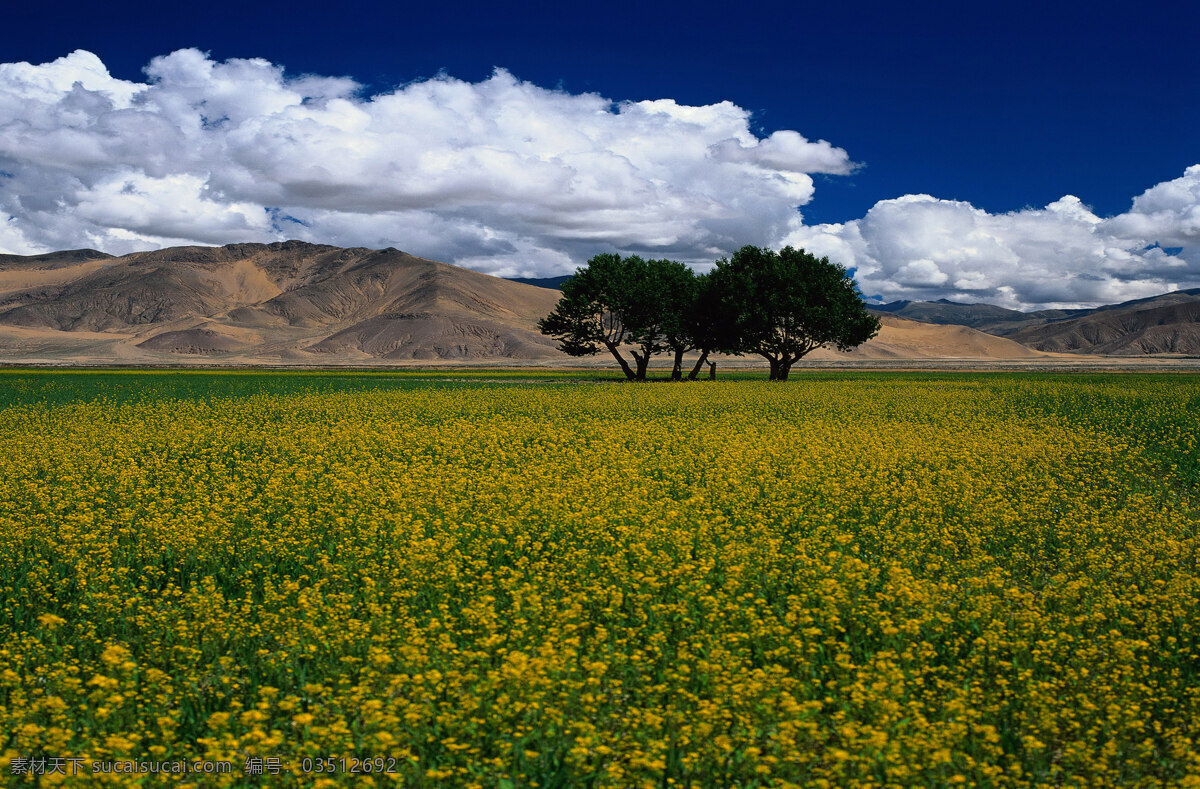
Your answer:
765,355 -> 782,381
604,342 -> 637,380
777,359 -> 793,381
671,348 -> 685,381
687,349 -> 710,381
631,350 -> 650,381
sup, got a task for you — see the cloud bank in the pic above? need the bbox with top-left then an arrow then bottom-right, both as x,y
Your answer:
786,168 -> 1200,309
0,49 -> 1197,309
0,49 -> 850,274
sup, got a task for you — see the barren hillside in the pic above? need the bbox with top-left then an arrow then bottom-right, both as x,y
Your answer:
0,242 -> 1067,365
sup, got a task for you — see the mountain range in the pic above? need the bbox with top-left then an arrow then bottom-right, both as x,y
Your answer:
0,241 -> 1193,364
0,242 -> 560,363
870,290 -> 1200,355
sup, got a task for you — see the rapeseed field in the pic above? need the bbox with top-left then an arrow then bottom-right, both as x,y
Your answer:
0,370 -> 1197,787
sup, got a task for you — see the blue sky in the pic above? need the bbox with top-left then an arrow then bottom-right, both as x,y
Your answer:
2,0 -> 1198,308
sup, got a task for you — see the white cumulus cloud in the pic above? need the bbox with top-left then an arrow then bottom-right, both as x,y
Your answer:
1,49 -> 1198,309
786,166 -> 1200,309
0,49 -> 852,272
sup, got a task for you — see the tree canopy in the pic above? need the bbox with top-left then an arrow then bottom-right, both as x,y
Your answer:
536,253 -> 665,380
708,246 -> 880,380
539,246 -> 878,381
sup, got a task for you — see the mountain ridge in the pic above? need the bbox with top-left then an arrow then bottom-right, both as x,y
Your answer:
0,242 -> 564,361
869,289 -> 1200,354
0,242 -> 1156,363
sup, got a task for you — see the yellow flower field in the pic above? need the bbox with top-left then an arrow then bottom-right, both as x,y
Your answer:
0,371 -> 1197,786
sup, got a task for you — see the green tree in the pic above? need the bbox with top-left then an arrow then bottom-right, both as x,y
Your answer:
537,253 -> 662,381
638,259 -> 701,381
684,272 -> 722,380
708,245 -> 880,381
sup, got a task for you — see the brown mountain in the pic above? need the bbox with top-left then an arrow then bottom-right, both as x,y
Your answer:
871,290 -> 1200,355
867,298 -> 1102,335
808,315 -> 1050,360
869,298 -> 1034,328
1005,294 -> 1200,355
0,241 -> 1056,365
0,242 -> 562,362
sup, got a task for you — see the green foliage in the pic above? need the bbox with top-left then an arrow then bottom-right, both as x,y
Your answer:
708,245 -> 881,380
537,254 -> 628,357
538,254 -> 699,380
540,245 -> 879,381
615,258 -> 707,381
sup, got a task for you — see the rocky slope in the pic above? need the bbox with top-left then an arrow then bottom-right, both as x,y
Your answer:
0,242 -> 562,362
1005,296 -> 1200,355
871,290 -> 1200,355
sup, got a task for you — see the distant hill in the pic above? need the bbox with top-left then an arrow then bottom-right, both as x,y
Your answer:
807,315 -> 1050,360
0,249 -> 113,268
504,275 -> 572,290
868,298 -> 1094,332
1005,291 -> 1200,354
0,241 -> 1167,363
870,290 -> 1200,354
0,242 -> 562,362
869,298 -> 1031,328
